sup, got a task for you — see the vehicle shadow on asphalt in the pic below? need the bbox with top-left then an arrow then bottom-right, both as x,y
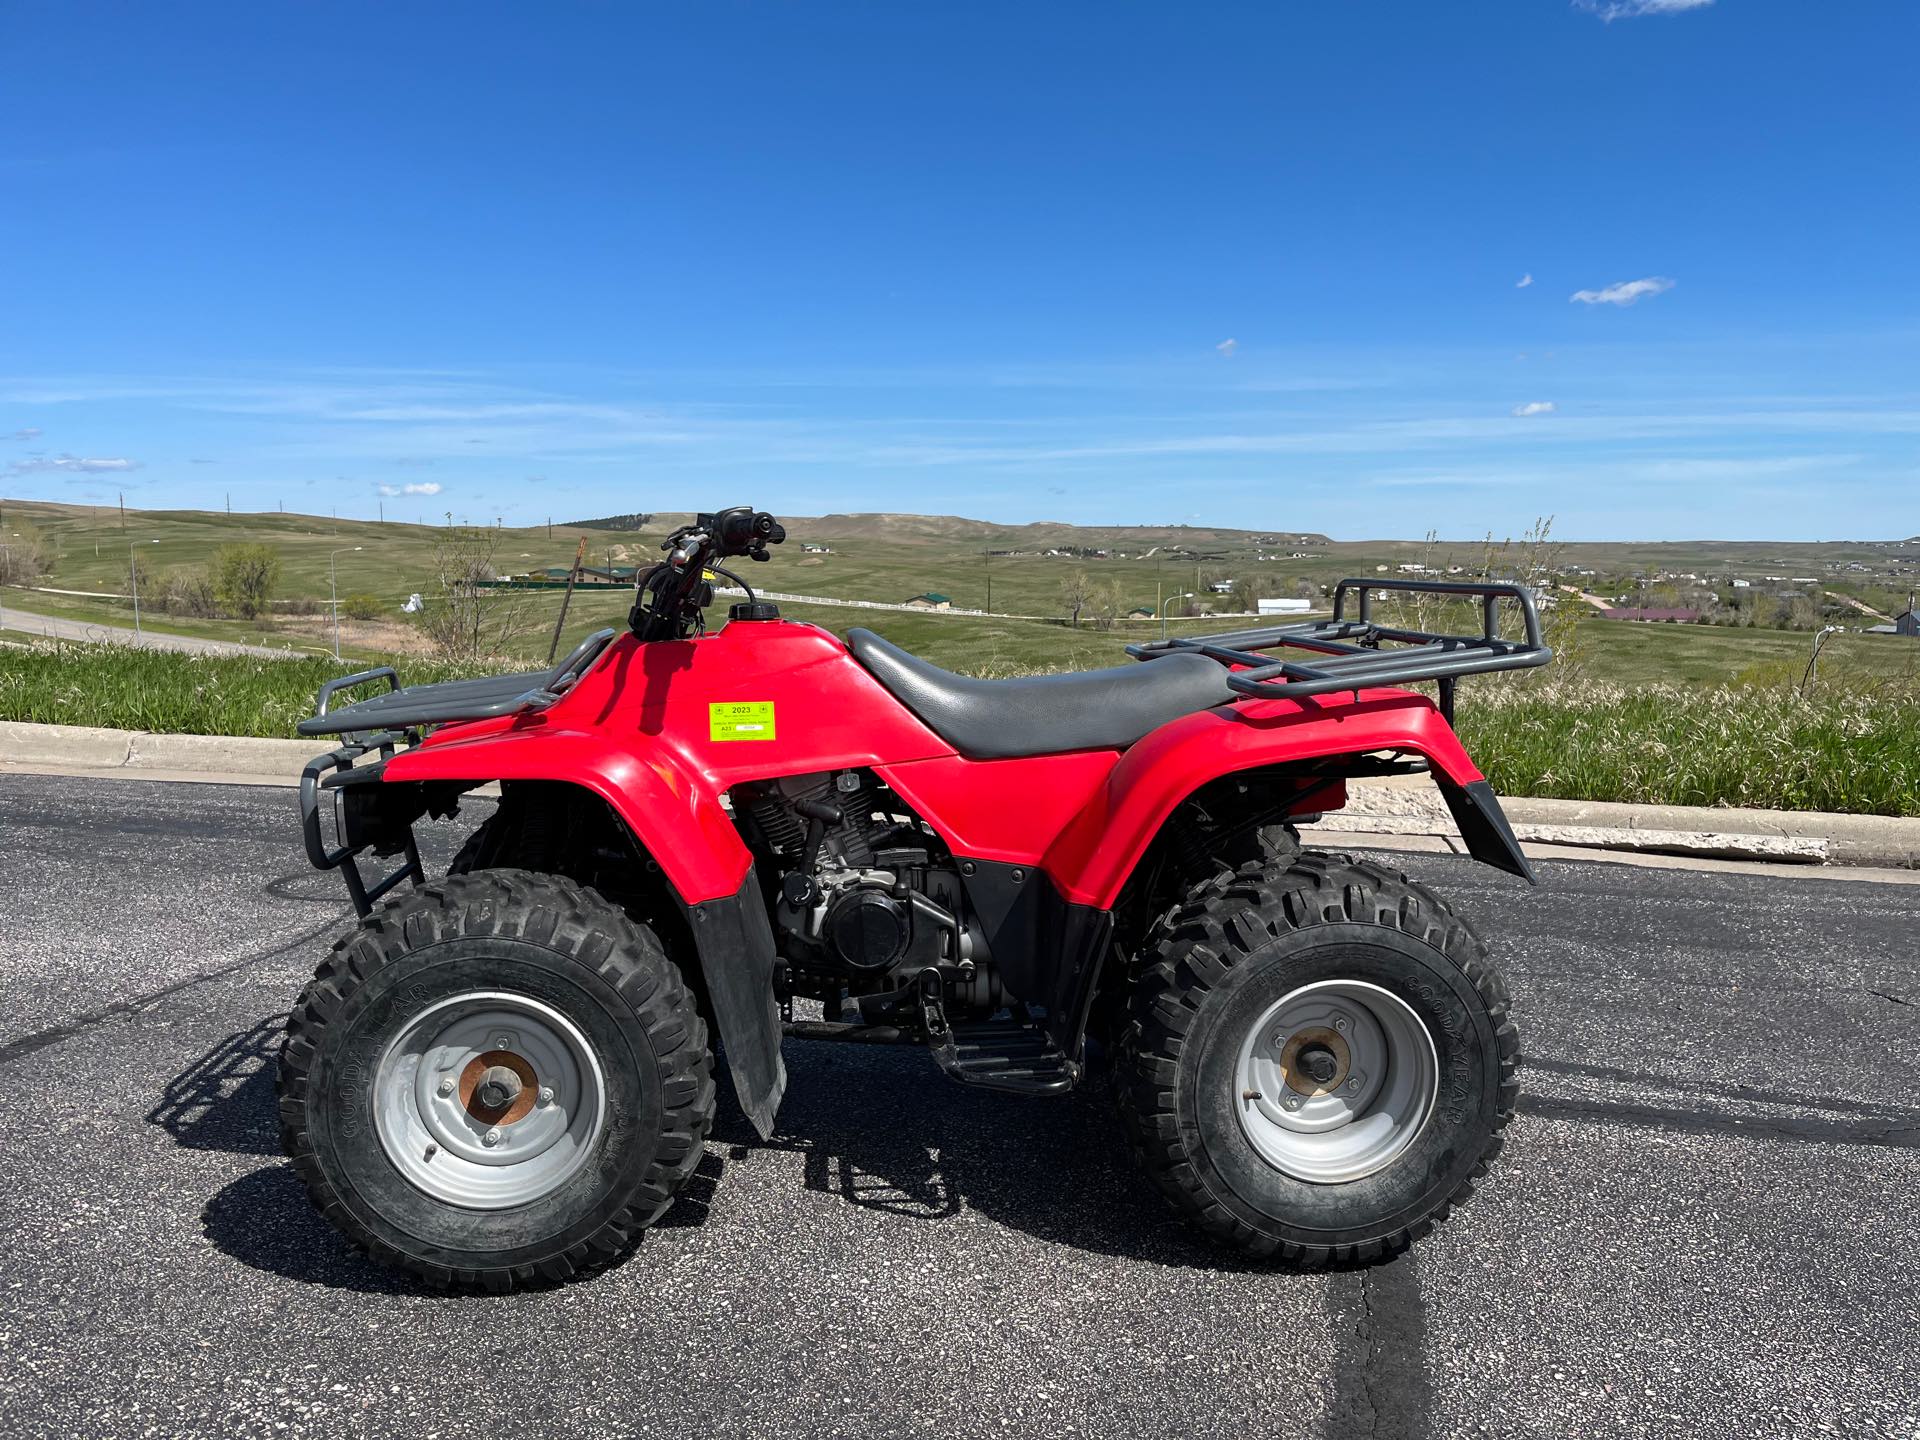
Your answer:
155,1015 -> 1920,1296
155,1016 -> 1259,1289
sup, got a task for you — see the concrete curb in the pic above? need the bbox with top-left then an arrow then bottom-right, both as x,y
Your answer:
1339,775 -> 1920,870
1,719 -> 315,784
3,720 -> 1918,870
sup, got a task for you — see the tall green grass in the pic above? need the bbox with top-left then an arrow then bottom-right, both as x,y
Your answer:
1456,678 -> 1920,817
3,638 -> 1916,817
0,641 -> 489,739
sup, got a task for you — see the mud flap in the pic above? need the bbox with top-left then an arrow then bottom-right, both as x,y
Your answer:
687,871 -> 787,1138
1436,777 -> 1537,883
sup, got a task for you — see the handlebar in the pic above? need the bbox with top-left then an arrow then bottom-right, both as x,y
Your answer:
632,505 -> 786,641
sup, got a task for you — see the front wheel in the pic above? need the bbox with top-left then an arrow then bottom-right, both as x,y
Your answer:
278,870 -> 715,1290
1115,854 -> 1519,1263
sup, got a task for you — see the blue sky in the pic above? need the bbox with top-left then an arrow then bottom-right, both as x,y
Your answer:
2,1 -> 1914,540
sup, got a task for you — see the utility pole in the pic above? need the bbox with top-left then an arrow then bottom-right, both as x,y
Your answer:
983,551 -> 992,614
129,542 -> 141,638
330,546 -> 363,661
547,537 -> 590,664
119,492 -> 126,530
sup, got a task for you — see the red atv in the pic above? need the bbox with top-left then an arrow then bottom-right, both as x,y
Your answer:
283,506 -> 1548,1289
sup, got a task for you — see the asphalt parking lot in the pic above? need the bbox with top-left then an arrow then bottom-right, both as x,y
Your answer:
1,771 -> 1917,1439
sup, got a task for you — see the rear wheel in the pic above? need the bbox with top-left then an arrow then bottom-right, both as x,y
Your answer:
1115,853 -> 1518,1263
278,870 -> 715,1290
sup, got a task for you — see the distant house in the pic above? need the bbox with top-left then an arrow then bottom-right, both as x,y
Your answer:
1604,607 -> 1702,624
1257,597 -> 1313,616
1207,580 -> 1236,595
1126,605 -> 1156,619
1870,601 -> 1920,637
904,592 -> 952,610
800,543 -> 832,554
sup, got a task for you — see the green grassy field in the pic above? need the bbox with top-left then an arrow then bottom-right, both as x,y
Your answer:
10,498 -> 1916,646
6,499 -> 1919,818
5,634 -> 1914,816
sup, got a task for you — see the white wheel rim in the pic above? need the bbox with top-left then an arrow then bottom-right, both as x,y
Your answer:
374,991 -> 607,1210
1232,979 -> 1439,1184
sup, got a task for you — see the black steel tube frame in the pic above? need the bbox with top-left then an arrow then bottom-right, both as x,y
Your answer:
1127,576 -> 1551,708
298,731 -> 424,916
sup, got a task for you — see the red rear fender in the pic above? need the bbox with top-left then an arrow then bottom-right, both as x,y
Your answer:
1045,690 -> 1492,908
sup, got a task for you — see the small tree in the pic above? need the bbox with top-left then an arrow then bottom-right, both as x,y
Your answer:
1090,579 -> 1125,631
162,565 -> 218,617
1060,569 -> 1095,629
212,543 -> 280,619
421,527 -> 531,662
0,520 -> 53,586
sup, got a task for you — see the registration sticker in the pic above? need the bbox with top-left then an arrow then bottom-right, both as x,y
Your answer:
709,700 -> 777,742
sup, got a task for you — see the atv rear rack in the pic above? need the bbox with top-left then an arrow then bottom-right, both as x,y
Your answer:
1128,577 -> 1551,719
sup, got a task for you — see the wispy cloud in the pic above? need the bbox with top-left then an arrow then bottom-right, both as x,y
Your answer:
9,427 -> 42,441
1215,338 -> 1238,358
1574,0 -> 1712,19
1515,274 -> 1533,289
1570,276 -> 1675,306
7,453 -> 139,475
1511,401 -> 1556,417
378,480 -> 445,497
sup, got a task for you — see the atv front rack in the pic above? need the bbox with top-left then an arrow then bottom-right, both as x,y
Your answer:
1129,577 -> 1551,719
296,628 -> 618,738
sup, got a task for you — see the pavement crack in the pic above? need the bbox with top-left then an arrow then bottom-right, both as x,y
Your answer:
1867,988 -> 1913,1006
0,911 -> 346,1069
1356,1269 -> 1382,1436
1324,1259 -> 1431,1440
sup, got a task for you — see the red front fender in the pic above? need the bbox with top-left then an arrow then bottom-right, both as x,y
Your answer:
384,724 -> 754,905
1044,690 -> 1492,908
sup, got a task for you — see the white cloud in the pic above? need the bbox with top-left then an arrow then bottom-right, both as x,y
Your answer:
1575,0 -> 1712,19
1516,274 -> 1533,289
1215,338 -> 1238,358
10,427 -> 41,440
1511,401 -> 1557,417
403,481 -> 442,496
1570,276 -> 1675,306
7,453 -> 138,474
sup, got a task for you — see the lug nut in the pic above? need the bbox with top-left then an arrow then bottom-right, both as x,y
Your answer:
482,1127 -> 502,1147
1346,1074 -> 1363,1092
537,1087 -> 555,1107
1283,1095 -> 1302,1111
1333,1017 -> 1350,1034
436,1078 -> 455,1098
494,1034 -> 514,1050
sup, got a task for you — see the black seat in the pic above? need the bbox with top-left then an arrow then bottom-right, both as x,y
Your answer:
847,628 -> 1234,760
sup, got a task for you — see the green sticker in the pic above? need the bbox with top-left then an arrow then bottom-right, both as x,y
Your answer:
710,700 -> 777,741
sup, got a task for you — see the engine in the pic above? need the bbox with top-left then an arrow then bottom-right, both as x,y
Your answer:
734,771 -> 995,1015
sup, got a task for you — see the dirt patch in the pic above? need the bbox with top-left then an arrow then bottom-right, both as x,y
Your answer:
276,614 -> 437,656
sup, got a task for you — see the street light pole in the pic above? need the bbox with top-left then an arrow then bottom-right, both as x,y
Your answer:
1801,624 -> 1843,697
330,545 -> 363,661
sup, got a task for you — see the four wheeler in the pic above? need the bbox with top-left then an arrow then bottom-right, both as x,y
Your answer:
281,504 -> 1548,1289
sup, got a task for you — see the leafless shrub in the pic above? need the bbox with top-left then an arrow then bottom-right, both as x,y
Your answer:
420,527 -> 532,663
